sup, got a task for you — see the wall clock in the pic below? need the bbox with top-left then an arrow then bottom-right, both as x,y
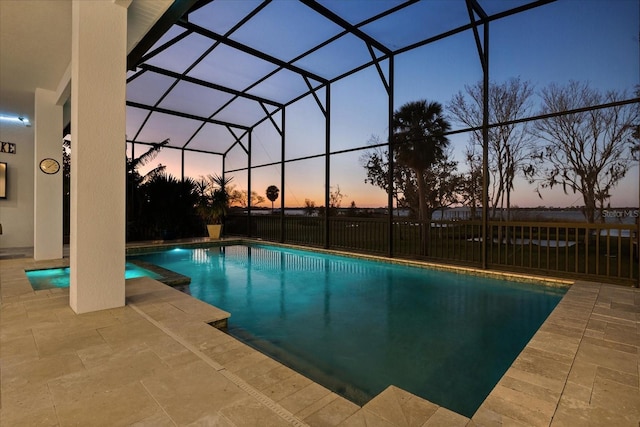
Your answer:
39,158 -> 60,174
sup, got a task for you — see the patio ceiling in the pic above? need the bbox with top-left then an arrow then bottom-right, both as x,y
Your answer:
126,0 -> 554,156
0,0 -> 175,118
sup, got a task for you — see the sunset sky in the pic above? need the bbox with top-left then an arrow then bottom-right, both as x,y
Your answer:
130,0 -> 639,209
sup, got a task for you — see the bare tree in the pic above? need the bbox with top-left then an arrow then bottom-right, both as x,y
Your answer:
360,135 -> 407,212
228,186 -> 265,208
318,185 -> 348,216
303,199 -> 316,216
448,78 -> 535,220
530,81 -> 638,223
329,185 -> 345,209
425,148 -> 462,220
458,144 -> 483,220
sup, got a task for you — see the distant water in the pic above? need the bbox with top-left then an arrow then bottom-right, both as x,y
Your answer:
501,208 -> 638,225
245,207 -> 639,224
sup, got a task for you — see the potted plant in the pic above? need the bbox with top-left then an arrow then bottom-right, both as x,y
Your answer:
196,174 -> 233,239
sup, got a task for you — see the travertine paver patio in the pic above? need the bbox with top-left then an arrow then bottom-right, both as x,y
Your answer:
473,280 -> 640,426
1,252 -> 638,426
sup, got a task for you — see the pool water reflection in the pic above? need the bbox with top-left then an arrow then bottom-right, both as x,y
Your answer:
129,244 -> 566,417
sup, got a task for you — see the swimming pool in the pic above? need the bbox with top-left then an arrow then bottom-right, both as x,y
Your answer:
128,244 -> 566,417
26,263 -> 161,290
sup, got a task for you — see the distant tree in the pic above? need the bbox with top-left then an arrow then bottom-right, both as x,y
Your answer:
228,186 -> 240,207
304,199 -> 316,216
266,185 -> 279,211
458,144 -> 483,220
361,135 -> 406,210
328,185 -> 346,216
393,100 -> 452,225
363,151 -> 420,217
428,148 -> 463,220
252,191 -> 266,206
448,78 -> 535,220
529,81 -> 638,223
126,139 -> 169,193
228,187 -> 265,208
362,100 -> 458,255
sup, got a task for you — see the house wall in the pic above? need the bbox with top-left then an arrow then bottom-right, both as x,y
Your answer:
34,88 -> 63,259
0,119 -> 34,248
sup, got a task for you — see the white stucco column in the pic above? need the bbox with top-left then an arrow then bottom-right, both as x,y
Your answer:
70,0 -> 128,313
34,88 -> 63,260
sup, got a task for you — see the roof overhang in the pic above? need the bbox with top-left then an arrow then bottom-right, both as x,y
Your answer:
0,0 -> 178,118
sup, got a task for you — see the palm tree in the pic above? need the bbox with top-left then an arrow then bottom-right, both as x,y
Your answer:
126,139 -> 169,240
195,174 -> 234,225
266,185 -> 279,212
392,100 -> 451,255
139,172 -> 199,240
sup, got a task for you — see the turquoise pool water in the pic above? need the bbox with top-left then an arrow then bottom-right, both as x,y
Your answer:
26,263 -> 161,290
128,244 -> 566,417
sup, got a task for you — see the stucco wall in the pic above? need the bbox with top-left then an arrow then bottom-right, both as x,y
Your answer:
0,120 -> 34,248
34,88 -> 63,259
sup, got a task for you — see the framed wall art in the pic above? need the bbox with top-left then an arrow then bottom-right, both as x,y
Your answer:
0,162 -> 7,199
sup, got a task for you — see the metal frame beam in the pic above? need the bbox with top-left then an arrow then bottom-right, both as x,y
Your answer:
303,76 -> 326,117
247,130 -> 253,236
387,56 -> 395,257
177,20 -> 329,85
139,64 -> 282,108
127,0 -> 210,69
324,84 -> 331,249
126,101 -> 250,130
129,0 -> 557,157
126,139 -> 224,156
224,129 -> 249,156
258,103 -> 283,136
280,108 -> 286,243
299,0 -> 392,56
137,29 -> 193,67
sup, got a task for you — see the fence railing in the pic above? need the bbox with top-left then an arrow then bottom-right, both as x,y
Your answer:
486,221 -> 638,282
225,214 -> 639,285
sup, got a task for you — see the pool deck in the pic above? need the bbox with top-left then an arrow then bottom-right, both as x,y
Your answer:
1,244 -> 639,426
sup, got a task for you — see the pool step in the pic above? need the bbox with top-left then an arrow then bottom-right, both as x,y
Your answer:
128,259 -> 191,289
126,276 -> 230,328
344,385 -> 469,426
